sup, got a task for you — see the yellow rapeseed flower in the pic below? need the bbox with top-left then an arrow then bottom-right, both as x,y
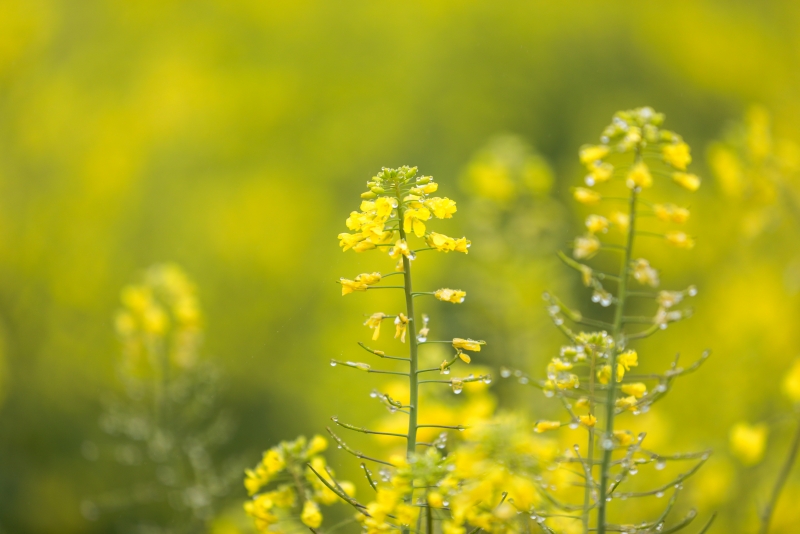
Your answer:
663,141 -> 692,170
579,414 -> 597,427
426,232 -> 471,253
534,420 -> 562,433
307,435 -> 328,455
573,187 -> 601,205
627,161 -> 652,188
617,350 -> 638,371
632,258 -> 659,287
579,144 -> 609,165
394,313 -> 409,343
435,288 -> 466,303
388,239 -> 413,259
364,312 -> 386,340
573,234 -> 600,259
621,382 -> 647,398
730,422 -> 768,465
665,231 -> 695,249
403,207 -> 431,237
673,172 -> 701,191
300,500 -> 323,528
424,197 -> 457,219
452,338 -> 485,351
585,214 -> 609,234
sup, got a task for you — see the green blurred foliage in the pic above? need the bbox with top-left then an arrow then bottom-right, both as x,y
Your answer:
1,0 -> 800,532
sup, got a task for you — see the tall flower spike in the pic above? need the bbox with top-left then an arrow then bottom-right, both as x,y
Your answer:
536,108 -> 711,534
326,166 -> 485,532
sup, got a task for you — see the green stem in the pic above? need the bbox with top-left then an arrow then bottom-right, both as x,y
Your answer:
396,197 -> 419,461
596,179 -> 639,533
583,349 -> 596,534
759,416 -> 800,534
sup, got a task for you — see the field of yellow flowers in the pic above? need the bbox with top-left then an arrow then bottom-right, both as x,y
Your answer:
1,1 -> 800,533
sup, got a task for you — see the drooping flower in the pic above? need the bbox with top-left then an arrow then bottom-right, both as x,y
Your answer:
364,312 -> 386,340
388,239 -> 413,259
394,313 -> 409,343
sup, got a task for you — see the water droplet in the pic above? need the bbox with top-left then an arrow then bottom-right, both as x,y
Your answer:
459,297 -> 465,303
655,491 -> 664,498
417,335 -> 427,342
601,439 -> 614,450
569,422 -> 579,429
408,252 -> 417,261
629,466 -> 638,475
601,136 -> 610,144
554,318 -> 564,326
331,416 -> 339,422
688,285 -> 698,296
500,368 -> 511,378
544,389 -> 554,398
442,368 -> 450,375
659,323 -> 668,330
370,390 -> 378,398
483,376 -> 492,384
330,360 -> 337,366
606,496 -> 612,502
585,175 -> 595,186
458,427 -> 465,432
518,377 -> 529,385
655,460 -> 666,470
337,445 -> 342,449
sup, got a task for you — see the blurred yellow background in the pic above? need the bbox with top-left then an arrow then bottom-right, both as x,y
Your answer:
2,1 -> 800,532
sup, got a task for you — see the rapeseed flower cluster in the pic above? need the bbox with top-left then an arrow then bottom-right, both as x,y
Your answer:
244,435 -> 355,532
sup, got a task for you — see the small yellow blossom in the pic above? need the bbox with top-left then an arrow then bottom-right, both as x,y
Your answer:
579,414 -> 597,427
663,141 -> 692,170
374,196 -> 397,218
395,314 -> 409,343
621,382 -> 647,399
609,211 -> 630,232
452,338 -> 485,351
427,491 -> 444,508
618,350 -> 638,371
352,240 -> 377,252
730,422 -> 768,465
356,272 -> 382,285
597,364 -> 624,384
548,357 -> 573,372
587,161 -> 614,184
613,430 -> 634,447
783,360 -> 800,403
573,234 -> 600,259
654,203 -> 690,224
435,288 -> 466,303
262,449 -> 285,474
425,197 -> 457,219
627,161 -> 652,188
579,144 -> 609,165
665,231 -> 695,249
300,500 -> 323,528
388,239 -> 413,259
307,435 -> 328,455
575,397 -> 590,409
426,232 -> 471,253
339,278 -> 367,295
337,232 -> 365,251
403,207 -> 431,237
573,187 -> 601,205
534,420 -> 562,433
364,312 -> 386,340
673,172 -> 701,191
585,215 -> 609,234
615,396 -> 637,411
632,258 -> 659,287
421,181 -> 439,194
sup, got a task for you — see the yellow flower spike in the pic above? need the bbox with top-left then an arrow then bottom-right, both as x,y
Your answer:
534,420 -> 562,433
579,144 -> 609,165
300,500 -> 323,529
573,234 -> 600,259
403,207 -> 431,237
340,278 -> 368,296
609,210 -> 630,232
730,422 -> 768,465
435,288 -> 466,304
665,231 -> 695,249
621,382 -> 647,399
626,161 -> 653,189
585,214 -> 609,234
673,172 -> 701,191
573,187 -> 602,205
632,258 -> 659,287
617,350 -> 638,371
579,414 -> 597,428
783,359 -> 800,403
663,141 -> 692,170
613,430 -> 634,447
364,312 -> 386,340
394,313 -> 409,343
425,197 -> 457,219
452,338 -> 485,351
388,239 -> 412,259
